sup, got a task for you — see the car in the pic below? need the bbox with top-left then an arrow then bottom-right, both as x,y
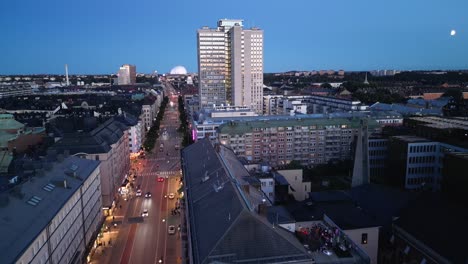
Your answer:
136,190 -> 142,196
157,177 -> 165,182
145,192 -> 152,198
141,209 -> 148,217
168,225 -> 176,235
168,193 -> 175,199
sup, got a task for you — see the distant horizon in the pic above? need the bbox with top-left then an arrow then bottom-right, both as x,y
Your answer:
2,68 -> 468,76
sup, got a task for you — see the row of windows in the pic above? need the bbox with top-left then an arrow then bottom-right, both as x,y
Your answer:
408,156 -> 436,164
407,166 -> 435,175
369,140 -> 388,147
407,176 -> 434,185
409,144 -> 436,153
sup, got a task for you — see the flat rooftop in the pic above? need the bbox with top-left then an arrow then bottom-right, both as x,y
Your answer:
392,135 -> 432,143
0,156 -> 100,263
409,116 -> 468,130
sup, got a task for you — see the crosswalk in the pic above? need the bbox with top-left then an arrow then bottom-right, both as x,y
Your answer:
146,157 -> 180,161
140,171 -> 179,177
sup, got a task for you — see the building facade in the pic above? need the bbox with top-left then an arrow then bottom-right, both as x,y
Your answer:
0,84 -> 33,98
117,64 -> 136,85
218,117 -> 380,167
387,135 -> 468,190
0,157 -> 102,264
50,119 -> 130,207
197,19 -> 264,113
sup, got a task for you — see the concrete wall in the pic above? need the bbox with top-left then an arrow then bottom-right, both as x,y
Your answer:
277,169 -> 310,201
343,227 -> 380,264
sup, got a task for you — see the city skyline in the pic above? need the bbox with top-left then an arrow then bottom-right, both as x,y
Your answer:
1,0 -> 467,74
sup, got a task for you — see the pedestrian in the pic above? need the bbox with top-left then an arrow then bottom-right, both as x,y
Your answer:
120,205 -> 122,209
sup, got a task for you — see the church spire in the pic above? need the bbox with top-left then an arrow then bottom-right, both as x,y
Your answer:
364,72 -> 369,85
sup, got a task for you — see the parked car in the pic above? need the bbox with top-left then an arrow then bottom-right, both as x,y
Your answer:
168,193 -> 175,199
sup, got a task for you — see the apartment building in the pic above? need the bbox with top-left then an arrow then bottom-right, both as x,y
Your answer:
197,19 -> 264,113
191,106 -> 258,140
387,135 -> 468,190
50,118 -> 130,207
218,117 -> 380,166
368,137 -> 389,180
141,96 -> 159,131
0,156 -> 102,264
263,95 -> 368,115
0,83 -> 33,98
117,64 -> 136,85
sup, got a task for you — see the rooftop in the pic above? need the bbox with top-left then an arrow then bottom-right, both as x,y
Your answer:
408,116 -> 468,130
50,118 -> 127,155
218,117 -> 379,135
182,139 -> 312,263
0,156 -> 100,263
0,114 -> 25,130
394,194 -> 468,264
391,135 -> 432,143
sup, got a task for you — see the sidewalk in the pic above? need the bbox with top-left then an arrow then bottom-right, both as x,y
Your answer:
88,200 -> 128,264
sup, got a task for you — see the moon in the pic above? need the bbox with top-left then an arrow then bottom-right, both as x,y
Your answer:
450,29 -> 456,36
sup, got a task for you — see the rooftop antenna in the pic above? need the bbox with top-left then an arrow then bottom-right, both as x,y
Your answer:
65,64 -> 70,86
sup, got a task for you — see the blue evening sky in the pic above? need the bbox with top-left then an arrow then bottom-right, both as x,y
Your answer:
1,0 -> 467,74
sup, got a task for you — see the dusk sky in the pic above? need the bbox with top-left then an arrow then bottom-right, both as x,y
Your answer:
1,0 -> 467,74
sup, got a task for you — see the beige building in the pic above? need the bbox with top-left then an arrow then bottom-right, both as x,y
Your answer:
197,19 -> 264,114
0,156 -> 102,264
277,169 -> 310,201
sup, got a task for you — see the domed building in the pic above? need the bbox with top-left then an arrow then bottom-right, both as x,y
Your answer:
170,66 -> 188,75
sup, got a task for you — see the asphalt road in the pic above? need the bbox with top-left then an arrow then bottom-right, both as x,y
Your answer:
110,83 -> 183,264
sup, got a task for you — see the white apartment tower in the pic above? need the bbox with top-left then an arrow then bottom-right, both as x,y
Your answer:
197,19 -> 264,114
118,64 -> 136,85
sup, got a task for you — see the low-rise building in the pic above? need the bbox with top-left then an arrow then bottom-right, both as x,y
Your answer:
0,113 -> 46,153
277,169 -> 311,201
0,156 -> 102,264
